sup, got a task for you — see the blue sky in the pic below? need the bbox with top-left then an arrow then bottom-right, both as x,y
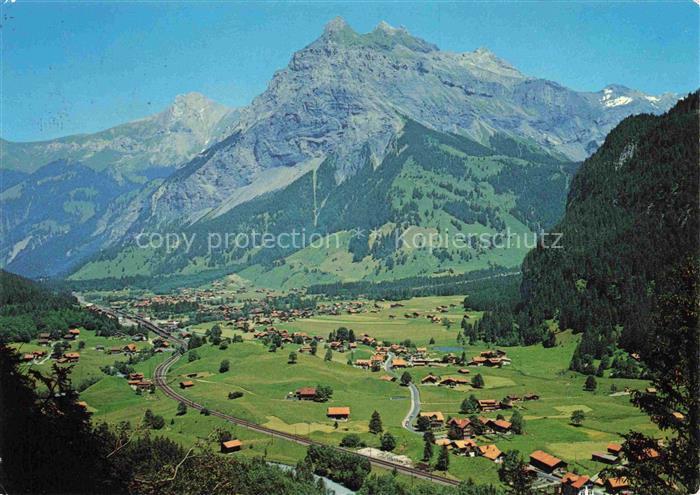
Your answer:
2,1 -> 698,142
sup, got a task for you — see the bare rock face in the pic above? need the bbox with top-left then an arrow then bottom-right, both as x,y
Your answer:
145,18 -> 676,225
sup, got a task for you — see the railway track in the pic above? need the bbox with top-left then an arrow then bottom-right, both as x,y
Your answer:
101,306 -> 462,487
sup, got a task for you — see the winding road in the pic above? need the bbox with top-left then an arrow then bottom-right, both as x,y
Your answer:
384,353 -> 422,435
100,307 -> 461,487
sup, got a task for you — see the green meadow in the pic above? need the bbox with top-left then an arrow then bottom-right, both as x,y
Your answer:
17,295 -> 658,487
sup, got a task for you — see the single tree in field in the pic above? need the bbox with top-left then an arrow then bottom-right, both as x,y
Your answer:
422,431 -> 434,461
219,359 -> 230,373
324,348 -> 333,362
369,411 -> 383,434
310,340 -> 318,355
584,375 -> 597,391
380,432 -> 396,452
176,402 -> 187,416
570,410 -> 586,426
400,371 -> 412,386
288,352 -> 297,364
510,409 -> 524,434
498,450 -> 536,494
471,373 -> 485,389
460,394 -> 480,414
435,445 -> 450,471
416,415 -> 431,432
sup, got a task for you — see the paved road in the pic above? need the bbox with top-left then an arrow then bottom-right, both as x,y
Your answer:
385,353 -> 422,435
96,305 -> 462,488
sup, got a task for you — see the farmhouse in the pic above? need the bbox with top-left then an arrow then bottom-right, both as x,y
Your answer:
179,381 -> 195,389
22,353 -> 34,362
439,377 -> 469,388
421,374 -> 440,384
68,328 -> 81,336
434,438 -> 452,448
468,356 -> 487,366
220,439 -> 242,453
295,387 -> 317,400
447,417 -> 472,438
64,352 -> 80,363
391,358 -> 408,368
477,399 -> 500,412
354,359 -> 372,369
326,407 -> 350,421
607,443 -> 623,457
419,411 -> 445,428
529,450 -> 567,473
478,444 -> 504,463
489,419 -> 512,433
451,438 -> 478,455
123,343 -> 137,353
560,472 -> 593,495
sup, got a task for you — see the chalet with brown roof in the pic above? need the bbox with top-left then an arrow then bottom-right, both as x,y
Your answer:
434,438 -> 452,448
129,373 -> 145,380
457,368 -> 471,374
451,438 -> 478,455
68,328 -> 81,336
529,450 -> 567,473
295,387 -> 317,400
391,358 -> 408,368
479,444 -> 504,463
560,472 -> 592,495
489,419 -> 512,433
221,439 -> 242,453
179,381 -> 194,389
607,443 -> 623,456
22,353 -> 34,362
355,359 -> 371,369
421,374 -> 440,384
326,407 -> 350,420
123,343 -> 137,353
468,356 -> 487,366
379,375 -> 395,382
477,399 -> 500,412
109,346 -> 123,354
439,377 -> 469,388
419,411 -> 445,428
64,352 -> 80,363
447,417 -> 471,437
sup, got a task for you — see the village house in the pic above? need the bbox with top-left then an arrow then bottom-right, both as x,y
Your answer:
451,438 -> 478,456
391,358 -> 408,368
529,450 -> 567,474
354,359 -> 372,369
220,439 -> 242,453
326,407 -> 351,421
63,352 -> 80,363
123,343 -> 137,353
478,444 -> 504,463
477,399 -> 501,412
421,374 -> 440,385
439,377 -> 469,388
560,473 -> 593,495
488,419 -> 513,434
419,411 -> 445,428
607,443 -> 623,457
457,368 -> 471,374
295,387 -> 317,400
447,417 -> 471,438
179,381 -> 195,389
69,328 -> 81,337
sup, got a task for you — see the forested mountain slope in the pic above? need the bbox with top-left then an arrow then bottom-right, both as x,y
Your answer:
481,92 -> 699,366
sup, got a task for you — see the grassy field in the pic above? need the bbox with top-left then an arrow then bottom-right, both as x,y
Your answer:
17,295 -> 658,488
